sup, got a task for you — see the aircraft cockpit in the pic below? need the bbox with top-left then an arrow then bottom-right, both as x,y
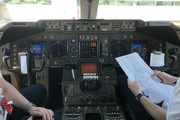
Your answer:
0,0 -> 180,120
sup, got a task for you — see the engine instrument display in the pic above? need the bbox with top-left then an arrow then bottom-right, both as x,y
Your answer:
29,41 -> 46,58
102,64 -> 114,70
80,42 -> 97,59
130,40 -> 147,56
80,63 -> 98,74
110,41 -> 127,58
50,41 -> 67,58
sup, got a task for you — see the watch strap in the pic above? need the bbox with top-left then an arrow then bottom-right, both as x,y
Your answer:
25,102 -> 36,112
135,93 -> 145,104
172,81 -> 177,86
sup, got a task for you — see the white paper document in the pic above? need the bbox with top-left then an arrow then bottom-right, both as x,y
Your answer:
115,52 -> 161,91
143,83 -> 174,103
115,52 -> 174,103
150,53 -> 165,67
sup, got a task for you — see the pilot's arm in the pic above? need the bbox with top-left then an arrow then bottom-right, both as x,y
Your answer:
127,79 -> 166,120
0,74 -> 54,120
127,71 -> 179,120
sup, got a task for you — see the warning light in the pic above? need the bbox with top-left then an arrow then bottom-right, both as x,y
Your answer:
46,62 -> 50,64
88,100 -> 92,104
91,42 -> 96,47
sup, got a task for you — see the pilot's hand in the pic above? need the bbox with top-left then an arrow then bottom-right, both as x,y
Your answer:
28,106 -> 54,120
28,116 -> 41,120
28,116 -> 33,120
28,116 -> 51,120
127,78 -> 142,96
151,70 -> 178,85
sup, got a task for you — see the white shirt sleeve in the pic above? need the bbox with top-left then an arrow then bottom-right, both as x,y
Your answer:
0,71 -> 2,78
166,77 -> 180,120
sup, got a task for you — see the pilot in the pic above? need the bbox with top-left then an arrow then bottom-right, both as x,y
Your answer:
117,70 -> 180,120
0,71 -> 61,120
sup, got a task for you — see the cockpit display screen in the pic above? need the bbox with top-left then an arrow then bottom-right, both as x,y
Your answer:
80,42 -> 97,59
130,41 -> 147,56
50,41 -> 67,58
85,113 -> 101,120
29,41 -> 46,58
80,63 -> 98,74
110,41 -> 127,58
102,64 -> 114,70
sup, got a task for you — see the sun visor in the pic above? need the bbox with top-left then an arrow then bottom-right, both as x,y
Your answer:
136,21 -> 180,47
0,22 -> 44,46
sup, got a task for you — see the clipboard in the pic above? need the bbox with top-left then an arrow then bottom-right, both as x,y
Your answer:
150,51 -> 165,67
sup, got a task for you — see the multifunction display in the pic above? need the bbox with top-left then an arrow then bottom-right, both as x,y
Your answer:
50,41 -> 67,58
29,41 -> 46,58
80,42 -> 97,59
130,40 -> 147,56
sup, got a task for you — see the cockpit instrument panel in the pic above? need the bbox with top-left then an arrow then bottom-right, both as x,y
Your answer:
110,41 -> 128,58
50,41 -> 67,58
29,41 -> 46,58
80,42 -> 97,59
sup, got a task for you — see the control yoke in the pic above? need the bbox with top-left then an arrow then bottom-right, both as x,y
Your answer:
168,47 -> 179,69
2,47 -> 46,73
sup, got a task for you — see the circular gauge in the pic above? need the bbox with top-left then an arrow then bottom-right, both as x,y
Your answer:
19,42 -> 26,49
70,55 -> 77,61
46,22 -> 49,25
42,34 -> 48,39
13,44 -> 16,48
13,49 -> 16,52
13,62 -> 17,65
70,46 -> 78,53
13,53 -> 17,56
49,34 -> 55,39
71,38 -> 77,44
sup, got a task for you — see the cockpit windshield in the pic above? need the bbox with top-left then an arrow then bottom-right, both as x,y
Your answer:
97,0 -> 180,21
0,0 -> 80,28
0,0 -> 180,28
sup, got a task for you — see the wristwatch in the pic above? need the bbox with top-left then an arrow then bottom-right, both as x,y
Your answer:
135,93 -> 145,104
25,102 -> 36,112
172,81 -> 177,86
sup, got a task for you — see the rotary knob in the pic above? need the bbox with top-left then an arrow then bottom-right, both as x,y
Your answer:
36,73 -> 44,81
